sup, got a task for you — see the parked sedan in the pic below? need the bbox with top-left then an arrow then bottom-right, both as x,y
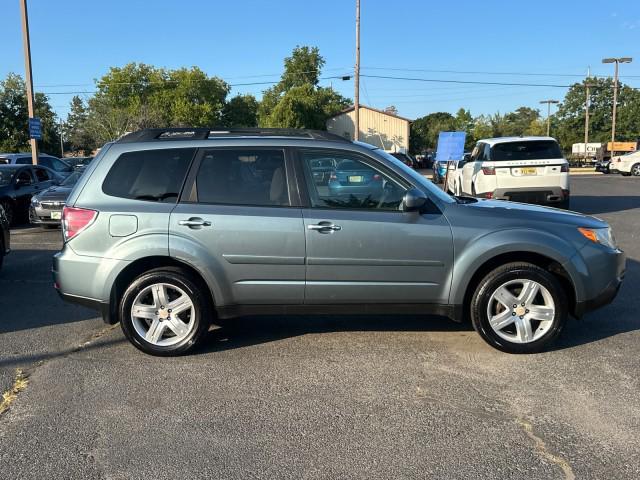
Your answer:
0,152 -> 74,179
328,159 -> 384,202
595,160 -> 611,174
30,170 -> 83,228
0,203 -> 9,271
0,164 -> 58,225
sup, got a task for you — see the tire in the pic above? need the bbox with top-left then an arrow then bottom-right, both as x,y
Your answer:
631,163 -> 640,177
470,262 -> 568,354
42,224 -> 58,230
0,200 -> 14,227
621,172 -> 631,177
119,267 -> 213,356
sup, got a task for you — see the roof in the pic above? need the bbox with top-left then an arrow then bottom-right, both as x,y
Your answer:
326,105 -> 412,123
116,128 -> 352,144
479,136 -> 558,146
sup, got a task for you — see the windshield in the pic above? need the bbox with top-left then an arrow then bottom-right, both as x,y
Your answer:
0,167 -> 19,186
61,170 -> 82,186
374,149 -> 455,204
491,140 -> 562,161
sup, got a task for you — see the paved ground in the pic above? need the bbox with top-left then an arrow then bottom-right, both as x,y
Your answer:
1,175 -> 639,479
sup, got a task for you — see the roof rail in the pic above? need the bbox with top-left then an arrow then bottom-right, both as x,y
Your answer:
116,127 -> 351,143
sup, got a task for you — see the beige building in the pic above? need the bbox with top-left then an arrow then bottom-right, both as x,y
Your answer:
326,105 -> 411,152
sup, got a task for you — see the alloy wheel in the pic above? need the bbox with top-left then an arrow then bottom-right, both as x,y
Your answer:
486,279 -> 555,344
632,164 -> 640,176
130,283 -> 196,346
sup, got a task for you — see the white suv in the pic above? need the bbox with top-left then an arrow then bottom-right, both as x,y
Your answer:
457,137 -> 570,209
610,151 -> 640,177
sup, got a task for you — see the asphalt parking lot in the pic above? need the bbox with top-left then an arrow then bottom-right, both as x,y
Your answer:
1,175 -> 639,479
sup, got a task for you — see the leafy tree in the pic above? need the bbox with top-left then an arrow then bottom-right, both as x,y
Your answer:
0,73 -> 60,155
258,46 -> 350,129
222,94 -> 259,127
555,77 -> 640,151
501,107 -> 542,136
409,112 -> 456,153
64,95 -> 93,153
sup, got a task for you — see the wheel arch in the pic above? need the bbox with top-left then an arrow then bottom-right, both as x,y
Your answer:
450,231 -> 584,321
105,256 -> 216,325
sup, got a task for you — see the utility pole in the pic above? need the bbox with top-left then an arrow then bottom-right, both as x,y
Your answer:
59,120 -> 64,158
539,99 -> 559,136
584,82 -> 591,164
19,0 -> 39,165
354,0 -> 360,142
602,57 -> 633,157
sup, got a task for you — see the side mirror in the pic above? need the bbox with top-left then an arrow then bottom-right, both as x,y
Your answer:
402,188 -> 428,212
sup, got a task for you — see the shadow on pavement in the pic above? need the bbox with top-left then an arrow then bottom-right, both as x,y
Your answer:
0,249 -> 97,334
571,195 -> 640,215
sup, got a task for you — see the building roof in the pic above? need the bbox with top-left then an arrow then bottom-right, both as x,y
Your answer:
479,136 -> 557,146
327,105 -> 412,123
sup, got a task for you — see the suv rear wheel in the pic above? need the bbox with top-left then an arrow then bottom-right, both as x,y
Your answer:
631,163 -> 640,177
119,268 -> 212,356
470,262 -> 567,353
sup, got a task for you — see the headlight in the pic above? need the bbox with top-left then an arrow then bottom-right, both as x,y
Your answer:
578,227 -> 617,250
31,197 -> 40,206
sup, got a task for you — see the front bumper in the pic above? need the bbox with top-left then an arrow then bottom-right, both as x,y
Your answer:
30,206 -> 62,225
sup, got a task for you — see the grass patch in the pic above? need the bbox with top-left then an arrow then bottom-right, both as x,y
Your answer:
0,369 -> 29,416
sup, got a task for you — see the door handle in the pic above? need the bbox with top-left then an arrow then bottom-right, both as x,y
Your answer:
178,218 -> 211,228
308,222 -> 342,232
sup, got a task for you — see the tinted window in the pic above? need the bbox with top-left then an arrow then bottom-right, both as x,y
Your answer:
103,148 -> 195,202
491,141 -> 562,161
16,169 -> 33,184
301,150 -> 406,211
0,168 -> 20,186
61,171 -> 82,186
16,157 -> 31,165
195,149 -> 288,206
34,167 -> 51,182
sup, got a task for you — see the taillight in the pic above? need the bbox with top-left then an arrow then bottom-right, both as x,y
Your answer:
481,167 -> 496,175
329,173 -> 337,180
485,192 -> 493,199
560,164 -> 569,172
62,206 -> 97,241
373,174 -> 382,181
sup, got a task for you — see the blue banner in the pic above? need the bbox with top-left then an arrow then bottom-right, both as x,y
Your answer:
28,117 -> 42,140
435,131 -> 466,161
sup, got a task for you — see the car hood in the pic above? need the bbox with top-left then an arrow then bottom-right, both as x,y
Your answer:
455,198 -> 606,228
35,185 -> 73,202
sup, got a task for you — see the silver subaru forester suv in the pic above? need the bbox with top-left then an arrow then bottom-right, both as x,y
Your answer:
54,128 -> 625,355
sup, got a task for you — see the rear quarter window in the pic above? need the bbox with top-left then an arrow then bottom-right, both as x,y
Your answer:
102,148 -> 195,202
491,141 -> 562,161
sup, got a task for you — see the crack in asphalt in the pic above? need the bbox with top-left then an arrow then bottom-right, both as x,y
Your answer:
517,418 -> 576,480
0,369 -> 29,417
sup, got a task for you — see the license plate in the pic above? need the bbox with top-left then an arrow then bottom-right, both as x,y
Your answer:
348,175 -> 364,183
520,167 -> 537,175
50,211 -> 61,220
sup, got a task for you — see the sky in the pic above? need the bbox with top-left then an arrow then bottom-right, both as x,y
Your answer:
1,0 -> 639,121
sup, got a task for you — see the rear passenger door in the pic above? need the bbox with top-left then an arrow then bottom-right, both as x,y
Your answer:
169,148 -> 306,306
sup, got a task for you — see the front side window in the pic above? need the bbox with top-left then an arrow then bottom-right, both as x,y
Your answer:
16,169 -> 33,185
102,148 -> 195,202
491,141 -> 562,161
195,149 -> 289,206
34,167 -> 50,182
301,150 -> 406,211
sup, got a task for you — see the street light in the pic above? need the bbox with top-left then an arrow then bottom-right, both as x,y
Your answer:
602,57 -> 633,156
539,99 -> 559,136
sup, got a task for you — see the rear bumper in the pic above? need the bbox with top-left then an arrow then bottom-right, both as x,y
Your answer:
490,186 -> 568,205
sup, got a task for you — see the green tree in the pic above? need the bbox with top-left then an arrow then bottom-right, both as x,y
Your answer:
409,112 -> 456,153
555,77 -> 640,151
0,73 -> 60,154
64,95 -> 93,153
258,46 -> 350,129
222,94 -> 258,127
501,107 -> 542,136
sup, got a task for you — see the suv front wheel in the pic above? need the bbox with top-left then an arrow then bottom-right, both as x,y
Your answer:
470,262 -> 567,353
119,268 -> 212,356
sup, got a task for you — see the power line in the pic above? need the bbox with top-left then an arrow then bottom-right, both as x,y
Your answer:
363,66 -> 640,79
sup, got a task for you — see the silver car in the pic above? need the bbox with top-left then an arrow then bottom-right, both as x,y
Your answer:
54,128 -> 625,356
30,170 -> 84,228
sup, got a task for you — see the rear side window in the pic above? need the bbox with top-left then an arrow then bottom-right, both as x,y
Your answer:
17,157 -> 31,164
194,149 -> 289,206
103,148 -> 195,202
491,141 -> 562,161
34,167 -> 50,182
